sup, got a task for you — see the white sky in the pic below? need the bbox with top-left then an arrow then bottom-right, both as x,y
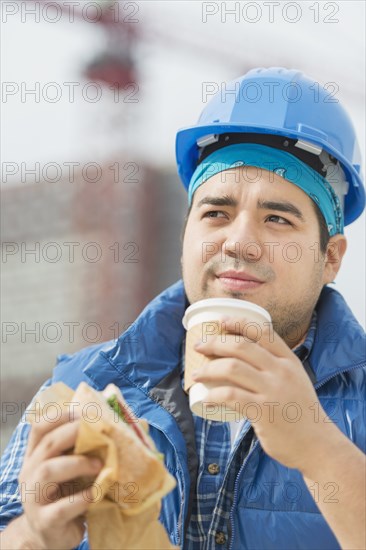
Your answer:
1,0 -> 365,327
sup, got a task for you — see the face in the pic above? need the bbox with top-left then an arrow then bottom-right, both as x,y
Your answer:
181,166 -> 346,346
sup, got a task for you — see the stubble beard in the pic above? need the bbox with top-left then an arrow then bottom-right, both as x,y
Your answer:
182,259 -> 325,348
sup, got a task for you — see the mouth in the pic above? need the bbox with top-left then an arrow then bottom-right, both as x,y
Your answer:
216,270 -> 265,291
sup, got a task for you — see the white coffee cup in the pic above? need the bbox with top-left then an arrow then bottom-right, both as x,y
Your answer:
182,298 -> 271,421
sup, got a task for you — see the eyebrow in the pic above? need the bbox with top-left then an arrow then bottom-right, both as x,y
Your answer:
196,195 -> 238,208
195,195 -> 305,221
257,200 -> 305,221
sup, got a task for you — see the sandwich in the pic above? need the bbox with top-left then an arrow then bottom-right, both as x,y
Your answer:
29,381 -> 178,548
71,381 -> 177,516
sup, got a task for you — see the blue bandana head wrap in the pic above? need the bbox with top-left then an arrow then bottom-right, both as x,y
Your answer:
188,143 -> 344,236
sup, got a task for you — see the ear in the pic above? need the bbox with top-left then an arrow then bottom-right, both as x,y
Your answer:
322,234 -> 347,284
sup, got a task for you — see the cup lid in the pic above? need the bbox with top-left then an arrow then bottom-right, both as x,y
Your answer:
182,297 -> 271,329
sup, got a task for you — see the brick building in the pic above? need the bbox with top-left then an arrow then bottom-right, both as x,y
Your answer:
1,162 -> 186,450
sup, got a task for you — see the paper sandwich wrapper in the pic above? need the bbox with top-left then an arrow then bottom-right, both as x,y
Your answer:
28,382 -> 178,550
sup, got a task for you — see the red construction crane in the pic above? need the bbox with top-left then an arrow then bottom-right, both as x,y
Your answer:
27,0 -> 139,87
25,0 -> 250,90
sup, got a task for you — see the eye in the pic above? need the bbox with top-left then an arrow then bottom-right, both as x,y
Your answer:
202,210 -> 227,219
265,214 -> 292,225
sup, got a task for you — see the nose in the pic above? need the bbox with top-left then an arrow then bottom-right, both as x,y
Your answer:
222,215 -> 263,263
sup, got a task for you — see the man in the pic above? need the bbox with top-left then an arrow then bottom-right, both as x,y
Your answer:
1,68 -> 365,550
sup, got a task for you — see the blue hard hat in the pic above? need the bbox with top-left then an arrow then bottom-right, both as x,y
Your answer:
176,67 -> 365,225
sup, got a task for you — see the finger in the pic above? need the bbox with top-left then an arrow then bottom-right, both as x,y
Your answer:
26,411 -> 78,458
195,334 -> 273,370
41,488 -> 95,527
222,316 -> 293,358
36,455 -> 102,500
29,420 -> 80,464
221,316 -> 269,341
204,386 -> 259,411
192,358 -> 263,393
59,481 -> 89,500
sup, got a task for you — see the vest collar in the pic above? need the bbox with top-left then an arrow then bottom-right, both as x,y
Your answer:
82,281 -> 364,395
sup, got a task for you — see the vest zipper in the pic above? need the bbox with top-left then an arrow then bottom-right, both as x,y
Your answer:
228,439 -> 260,550
146,419 -> 186,547
228,362 -> 365,550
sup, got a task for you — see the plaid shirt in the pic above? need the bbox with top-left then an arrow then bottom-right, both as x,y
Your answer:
0,314 -> 317,550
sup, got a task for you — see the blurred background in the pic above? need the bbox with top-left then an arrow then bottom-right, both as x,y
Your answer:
1,0 -> 365,451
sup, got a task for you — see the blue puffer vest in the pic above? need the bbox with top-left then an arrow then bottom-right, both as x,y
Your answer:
51,280 -> 366,550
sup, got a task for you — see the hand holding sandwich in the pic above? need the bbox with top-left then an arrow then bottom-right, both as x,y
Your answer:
13,411 -> 103,550
1,382 -> 177,550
